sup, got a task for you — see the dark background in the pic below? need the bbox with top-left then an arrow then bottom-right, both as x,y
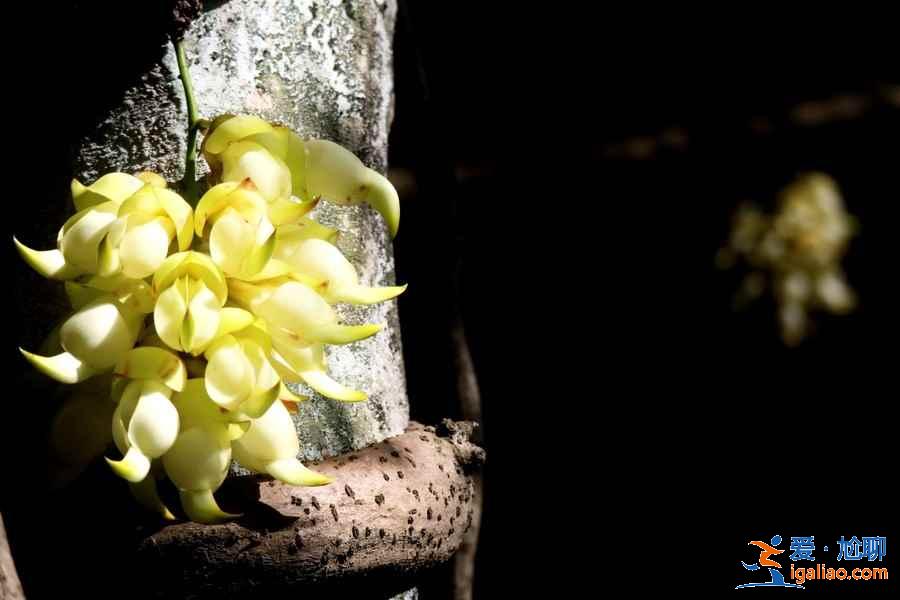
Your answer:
389,3 -> 898,597
3,1 -> 898,597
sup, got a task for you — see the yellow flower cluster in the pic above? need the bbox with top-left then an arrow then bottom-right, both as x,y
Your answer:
14,115 -> 404,522
717,172 -> 856,345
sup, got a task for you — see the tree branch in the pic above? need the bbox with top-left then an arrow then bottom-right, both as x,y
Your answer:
131,422 -> 484,598
1,513 -> 26,600
449,318 -> 483,600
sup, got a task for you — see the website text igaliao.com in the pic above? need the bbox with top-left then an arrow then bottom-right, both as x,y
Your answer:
790,563 -> 889,585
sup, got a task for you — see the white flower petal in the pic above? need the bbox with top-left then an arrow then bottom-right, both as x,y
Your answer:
60,301 -> 137,370
118,218 -> 172,279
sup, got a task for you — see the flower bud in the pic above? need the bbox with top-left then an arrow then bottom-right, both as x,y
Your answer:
227,279 -> 381,346
107,379 -> 180,483
203,114 -> 400,236
232,400 -> 331,486
275,237 -> 405,304
20,298 -> 143,383
152,251 -> 228,355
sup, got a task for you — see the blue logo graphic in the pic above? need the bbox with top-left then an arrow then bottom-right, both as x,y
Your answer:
736,534 -> 804,589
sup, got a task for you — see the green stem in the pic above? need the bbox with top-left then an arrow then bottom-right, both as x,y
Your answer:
175,39 -> 201,205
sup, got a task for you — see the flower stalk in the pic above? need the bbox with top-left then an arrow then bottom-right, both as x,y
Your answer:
175,39 -> 201,206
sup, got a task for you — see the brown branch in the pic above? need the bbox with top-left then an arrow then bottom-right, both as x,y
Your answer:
0,513 -> 26,600
131,422 -> 484,599
449,317 -> 483,600
600,86 -> 900,160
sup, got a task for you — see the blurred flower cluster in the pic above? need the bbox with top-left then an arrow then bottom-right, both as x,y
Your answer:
717,173 -> 857,345
14,115 -> 404,522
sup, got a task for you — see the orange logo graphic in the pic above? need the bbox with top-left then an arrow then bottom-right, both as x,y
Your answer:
748,540 -> 784,568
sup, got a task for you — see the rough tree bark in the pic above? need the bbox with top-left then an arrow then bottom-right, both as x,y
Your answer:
0,514 -> 26,600
132,422 -> 483,598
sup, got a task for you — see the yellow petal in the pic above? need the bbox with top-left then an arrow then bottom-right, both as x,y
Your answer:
243,258 -> 299,282
282,237 -> 356,284
96,232 -> 122,277
245,127 -> 289,160
332,283 -> 407,305
112,380 -> 142,453
60,209 -> 120,273
209,208 -> 256,276
183,278 -> 221,354
266,458 -> 332,486
306,322 -> 383,345
154,276 -> 189,351
268,340 -> 366,402
135,172 -> 168,188
281,237 -> 405,304
235,318 -> 272,353
13,238 -> 82,279
60,301 -> 138,370
72,173 -> 145,211
275,220 -> 339,254
239,228 -> 276,279
118,218 -> 172,279
203,114 -> 272,155
304,139 -> 400,237
299,369 -> 367,402
154,251 -> 227,305
215,307 -> 255,337
268,196 -> 318,226
163,427 -> 231,491
225,278 -> 271,309
151,252 -> 189,292
255,281 -> 381,342
105,446 -> 151,483
360,169 -> 400,238
129,476 -> 176,520
231,400 -> 298,462
110,376 -> 131,404
226,421 -> 251,441
114,347 -> 186,392
118,185 -> 165,219
179,489 -> 241,524
64,282 -> 104,311
194,181 -> 241,236
155,187 -> 194,251
279,382 -> 308,403
119,280 -> 156,314
127,381 -> 179,458
204,336 -> 254,410
282,128 -> 309,199
252,281 -> 336,336
222,141 -> 292,201
236,339 -> 281,418
60,200 -> 118,238
174,379 -> 228,430
243,340 -> 280,392
240,383 -> 281,420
